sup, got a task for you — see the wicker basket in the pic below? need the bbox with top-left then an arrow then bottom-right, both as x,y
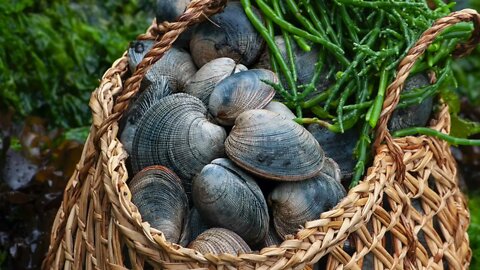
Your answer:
42,1 -> 479,269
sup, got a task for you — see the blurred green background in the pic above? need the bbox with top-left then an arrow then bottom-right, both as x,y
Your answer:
0,0 -> 479,269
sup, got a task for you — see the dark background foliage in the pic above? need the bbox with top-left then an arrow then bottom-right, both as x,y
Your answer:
0,0 -> 154,128
0,0 -> 479,269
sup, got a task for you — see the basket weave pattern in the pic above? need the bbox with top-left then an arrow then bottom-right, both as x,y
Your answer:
43,1 -> 478,269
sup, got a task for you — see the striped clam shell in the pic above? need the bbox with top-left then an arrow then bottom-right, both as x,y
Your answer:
188,228 -> 251,255
128,166 -> 188,244
184,57 -> 247,105
189,2 -> 264,68
119,76 -> 172,155
268,170 -> 346,238
145,47 -> 197,92
185,207 -> 210,244
192,158 -> 269,246
225,109 -> 325,181
127,41 -> 196,92
208,69 -> 277,126
131,93 -> 227,194
264,101 -> 296,119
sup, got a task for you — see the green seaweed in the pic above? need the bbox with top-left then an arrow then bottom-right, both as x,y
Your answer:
0,0 -> 152,129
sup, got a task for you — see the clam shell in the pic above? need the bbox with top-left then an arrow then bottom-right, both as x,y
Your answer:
192,158 -> 269,246
131,93 -> 227,194
189,2 -> 264,67
186,207 -> 210,244
264,101 -> 296,119
184,57 -> 247,105
257,36 -> 331,101
119,76 -> 172,155
225,110 -> 325,181
145,47 -> 197,92
209,69 -> 277,126
155,0 -> 189,22
268,171 -> 346,238
320,157 -> 342,183
128,166 -> 188,244
274,36 -> 329,89
308,124 -> 359,180
128,43 -> 197,91
388,73 -> 432,131
155,0 -> 195,48
188,228 -> 251,255
260,224 -> 283,248
127,40 -> 155,72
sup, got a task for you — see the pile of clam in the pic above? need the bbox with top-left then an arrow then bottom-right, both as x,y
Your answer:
119,1 -> 433,257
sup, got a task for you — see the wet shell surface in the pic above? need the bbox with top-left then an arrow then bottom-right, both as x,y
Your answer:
185,207 -> 210,244
225,110 -> 325,181
184,57 -> 247,105
192,158 -> 269,246
268,171 -> 346,238
128,166 -> 188,244
260,224 -> 283,248
308,123 -> 359,180
320,157 -> 342,183
155,0 -> 190,22
209,69 -> 277,126
189,2 -> 264,67
127,40 -> 155,72
388,73 -> 432,131
119,76 -> 172,155
188,228 -> 251,255
144,47 -> 197,92
131,93 -> 227,193
264,101 -> 296,119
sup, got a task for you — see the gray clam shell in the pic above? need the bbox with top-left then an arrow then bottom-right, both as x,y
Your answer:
209,69 -> 277,126
145,47 -> 197,92
128,43 -> 197,91
388,73 -> 433,131
264,101 -> 296,119
155,0 -> 194,48
184,57 -> 247,105
185,207 -> 210,244
119,76 -> 172,155
268,171 -> 346,239
261,36 -> 330,101
261,224 -> 283,248
129,166 -> 188,244
189,2 -> 264,67
192,158 -> 269,246
274,36 -> 329,88
131,93 -> 227,194
308,124 -> 359,180
127,40 -> 155,72
155,0 -> 189,22
320,157 -> 342,183
225,110 -> 325,181
188,228 -> 251,255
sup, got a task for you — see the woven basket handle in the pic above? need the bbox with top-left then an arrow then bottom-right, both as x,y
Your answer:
372,8 -> 480,180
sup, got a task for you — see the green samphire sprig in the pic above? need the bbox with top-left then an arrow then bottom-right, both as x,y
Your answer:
241,0 -> 480,186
